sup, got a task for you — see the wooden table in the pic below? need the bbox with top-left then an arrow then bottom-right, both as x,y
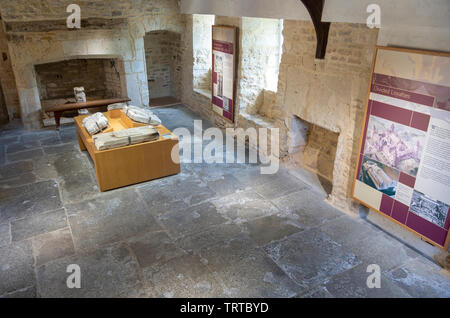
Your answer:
46,97 -> 131,128
75,110 -> 180,191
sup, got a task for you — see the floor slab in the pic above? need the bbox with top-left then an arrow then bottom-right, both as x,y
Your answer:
0,180 -> 62,224
264,228 -> 361,292
36,243 -> 141,298
386,258 -> 450,298
0,240 -> 35,296
67,189 -> 163,252
11,208 -> 67,242
32,227 -> 76,266
199,235 -> 302,297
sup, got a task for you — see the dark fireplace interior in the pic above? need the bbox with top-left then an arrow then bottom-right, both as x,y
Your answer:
34,58 -> 126,123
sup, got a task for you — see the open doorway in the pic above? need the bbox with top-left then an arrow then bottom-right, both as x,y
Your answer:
144,30 -> 182,107
0,84 -> 8,124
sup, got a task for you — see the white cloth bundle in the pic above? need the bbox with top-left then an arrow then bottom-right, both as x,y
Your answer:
82,112 -> 109,135
122,105 -> 162,125
107,102 -> 128,111
74,87 -> 86,103
93,126 -> 160,151
74,87 -> 89,115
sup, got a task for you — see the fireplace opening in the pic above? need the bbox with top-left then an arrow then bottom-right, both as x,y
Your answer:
144,30 -> 182,107
34,58 -> 126,126
0,83 -> 8,124
289,115 -> 338,195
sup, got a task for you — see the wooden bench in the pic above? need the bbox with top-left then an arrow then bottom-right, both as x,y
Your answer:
45,97 -> 131,128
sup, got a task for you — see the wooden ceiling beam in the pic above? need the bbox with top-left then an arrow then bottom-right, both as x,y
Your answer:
299,0 -> 330,59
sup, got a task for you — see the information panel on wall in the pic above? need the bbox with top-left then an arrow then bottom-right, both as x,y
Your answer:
353,46 -> 450,249
211,25 -> 237,123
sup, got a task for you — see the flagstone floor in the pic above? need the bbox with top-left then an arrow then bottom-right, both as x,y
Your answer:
0,105 -> 449,298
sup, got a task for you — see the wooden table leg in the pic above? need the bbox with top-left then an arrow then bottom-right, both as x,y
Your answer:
77,131 -> 87,151
54,111 -> 62,130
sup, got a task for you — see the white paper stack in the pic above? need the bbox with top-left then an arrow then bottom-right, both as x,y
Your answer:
74,87 -> 89,115
123,105 -> 162,125
82,112 -> 109,135
93,126 -> 160,151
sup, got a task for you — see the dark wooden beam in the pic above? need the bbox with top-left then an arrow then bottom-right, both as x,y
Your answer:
299,0 -> 330,59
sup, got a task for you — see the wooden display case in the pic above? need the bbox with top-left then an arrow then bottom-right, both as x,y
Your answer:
75,110 -> 180,191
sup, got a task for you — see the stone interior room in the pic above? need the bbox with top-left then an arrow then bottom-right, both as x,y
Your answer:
0,0 -> 449,299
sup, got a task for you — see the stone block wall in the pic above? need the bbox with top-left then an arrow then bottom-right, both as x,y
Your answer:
103,58 -> 127,98
35,59 -> 108,100
0,0 -> 180,21
278,21 -> 379,213
0,23 -> 20,120
301,124 -> 339,182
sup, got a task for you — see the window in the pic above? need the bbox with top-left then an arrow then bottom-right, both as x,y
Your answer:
192,14 -> 215,93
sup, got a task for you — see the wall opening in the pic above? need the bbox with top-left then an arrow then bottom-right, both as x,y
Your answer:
289,115 -> 338,195
144,30 -> 182,107
192,14 -> 215,96
34,57 -> 126,126
0,83 -> 8,124
240,17 -> 283,118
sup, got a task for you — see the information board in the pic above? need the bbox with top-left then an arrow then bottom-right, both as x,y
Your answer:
353,46 -> 450,249
211,25 -> 237,123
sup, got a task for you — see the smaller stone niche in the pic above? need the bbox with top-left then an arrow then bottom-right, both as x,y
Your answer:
289,115 -> 339,194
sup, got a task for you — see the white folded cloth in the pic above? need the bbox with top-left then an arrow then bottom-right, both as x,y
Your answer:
82,112 -> 109,135
122,105 -> 162,125
107,102 -> 128,111
93,126 -> 160,150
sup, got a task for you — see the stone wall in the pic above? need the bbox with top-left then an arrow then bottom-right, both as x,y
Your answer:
0,23 -> 20,120
0,0 -> 179,21
144,30 -> 182,100
278,21 -> 379,213
301,124 -> 339,182
103,58 -> 127,98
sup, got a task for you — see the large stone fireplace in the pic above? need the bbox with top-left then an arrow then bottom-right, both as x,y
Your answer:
7,30 -> 149,129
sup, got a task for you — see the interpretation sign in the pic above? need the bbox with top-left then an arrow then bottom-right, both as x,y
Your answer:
353,46 -> 450,249
212,25 -> 237,123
